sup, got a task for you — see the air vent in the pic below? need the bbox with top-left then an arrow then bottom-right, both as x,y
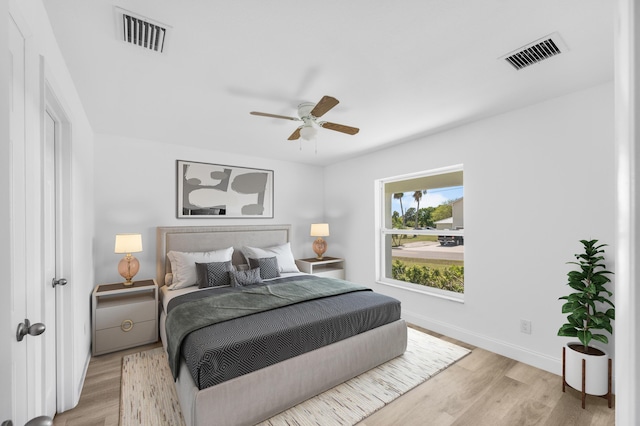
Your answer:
500,32 -> 568,70
114,7 -> 171,53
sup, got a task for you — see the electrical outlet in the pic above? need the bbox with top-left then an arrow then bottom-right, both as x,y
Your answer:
520,319 -> 532,334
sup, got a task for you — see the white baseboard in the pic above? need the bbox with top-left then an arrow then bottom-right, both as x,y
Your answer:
76,348 -> 91,405
58,347 -> 91,413
402,311 -> 561,376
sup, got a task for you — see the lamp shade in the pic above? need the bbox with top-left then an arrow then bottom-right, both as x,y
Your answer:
310,223 -> 330,237
114,233 -> 143,254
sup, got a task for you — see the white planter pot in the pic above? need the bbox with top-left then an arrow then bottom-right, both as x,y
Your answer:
563,342 -> 609,396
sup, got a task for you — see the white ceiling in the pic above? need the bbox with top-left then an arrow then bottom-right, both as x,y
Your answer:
43,0 -> 613,166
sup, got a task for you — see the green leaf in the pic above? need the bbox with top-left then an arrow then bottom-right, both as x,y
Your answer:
557,327 -> 578,337
561,303 -> 578,314
591,334 -> 609,344
574,306 -> 587,315
567,283 -> 585,292
568,320 -> 583,330
559,239 -> 614,344
577,329 -> 592,347
569,295 -> 583,304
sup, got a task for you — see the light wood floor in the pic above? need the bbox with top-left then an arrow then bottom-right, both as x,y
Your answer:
53,326 -> 615,426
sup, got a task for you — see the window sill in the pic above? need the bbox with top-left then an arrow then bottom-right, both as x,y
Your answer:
375,279 -> 464,303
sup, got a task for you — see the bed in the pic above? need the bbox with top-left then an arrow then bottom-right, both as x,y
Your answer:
156,225 -> 408,426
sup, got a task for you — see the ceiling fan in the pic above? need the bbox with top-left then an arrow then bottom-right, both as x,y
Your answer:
250,95 -> 359,141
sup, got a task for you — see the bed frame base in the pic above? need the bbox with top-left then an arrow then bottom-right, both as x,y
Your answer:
175,319 -> 408,426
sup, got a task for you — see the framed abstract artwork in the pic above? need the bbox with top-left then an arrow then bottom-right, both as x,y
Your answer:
177,160 -> 274,218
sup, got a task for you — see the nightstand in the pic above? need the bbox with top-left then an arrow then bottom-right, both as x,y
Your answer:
295,257 -> 345,279
92,279 -> 158,356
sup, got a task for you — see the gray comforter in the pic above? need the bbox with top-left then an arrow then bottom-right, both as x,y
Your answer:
165,275 -> 373,378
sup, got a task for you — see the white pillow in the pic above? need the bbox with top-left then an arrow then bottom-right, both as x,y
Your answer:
167,247 -> 233,290
241,242 -> 299,273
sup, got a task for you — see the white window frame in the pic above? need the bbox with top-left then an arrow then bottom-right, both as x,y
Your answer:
375,164 -> 464,302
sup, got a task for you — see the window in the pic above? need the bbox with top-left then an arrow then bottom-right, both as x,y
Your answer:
376,165 -> 464,301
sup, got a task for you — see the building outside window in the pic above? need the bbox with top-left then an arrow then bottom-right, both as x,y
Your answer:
376,164 -> 464,301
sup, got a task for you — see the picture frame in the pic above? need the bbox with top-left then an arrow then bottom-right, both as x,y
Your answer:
177,160 -> 274,218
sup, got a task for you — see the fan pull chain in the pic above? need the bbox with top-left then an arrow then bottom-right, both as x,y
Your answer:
299,140 -> 302,151
315,139 -> 318,154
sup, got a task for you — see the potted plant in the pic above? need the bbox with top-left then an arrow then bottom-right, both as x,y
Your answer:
557,239 -> 614,407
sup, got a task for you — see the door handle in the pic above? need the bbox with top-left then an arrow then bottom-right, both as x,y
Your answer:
52,277 -> 67,288
2,416 -> 53,426
16,319 -> 46,342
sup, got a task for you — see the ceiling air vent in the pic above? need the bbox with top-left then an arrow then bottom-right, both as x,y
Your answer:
500,32 -> 568,70
114,7 -> 171,53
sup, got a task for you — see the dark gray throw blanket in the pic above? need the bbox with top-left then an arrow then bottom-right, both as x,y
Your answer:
165,275 -> 370,378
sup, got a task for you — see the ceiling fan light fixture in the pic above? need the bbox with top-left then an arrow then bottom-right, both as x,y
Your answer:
300,125 -> 317,141
250,95 -> 359,141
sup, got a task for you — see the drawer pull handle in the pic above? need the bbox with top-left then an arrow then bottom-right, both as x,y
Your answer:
121,319 -> 134,332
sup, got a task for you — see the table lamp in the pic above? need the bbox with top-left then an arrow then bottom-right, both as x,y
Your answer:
310,223 -> 329,260
114,233 -> 143,286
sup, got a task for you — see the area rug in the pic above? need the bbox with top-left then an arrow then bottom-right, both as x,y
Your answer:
120,328 -> 471,426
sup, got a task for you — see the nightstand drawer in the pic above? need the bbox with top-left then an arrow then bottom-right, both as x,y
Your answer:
94,319 -> 156,354
95,296 -> 156,330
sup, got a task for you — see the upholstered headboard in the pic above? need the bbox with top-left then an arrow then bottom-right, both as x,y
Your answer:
156,225 -> 292,287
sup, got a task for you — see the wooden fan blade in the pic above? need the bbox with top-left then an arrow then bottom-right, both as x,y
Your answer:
310,96 -> 339,118
250,111 -> 299,121
288,127 -> 302,140
319,121 -> 360,135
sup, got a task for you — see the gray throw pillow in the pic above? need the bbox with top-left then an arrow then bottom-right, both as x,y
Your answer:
196,261 -> 234,288
248,257 -> 281,279
229,268 -> 263,287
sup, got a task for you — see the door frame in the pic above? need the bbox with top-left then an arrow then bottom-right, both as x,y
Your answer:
0,0 -> 13,420
8,2 -> 33,423
615,1 -> 640,424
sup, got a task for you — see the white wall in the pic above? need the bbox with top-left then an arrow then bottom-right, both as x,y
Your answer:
93,134 -> 325,284
325,82 -> 616,375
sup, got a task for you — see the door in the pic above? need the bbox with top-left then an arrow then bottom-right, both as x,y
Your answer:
7,5 -> 58,423
42,110 -> 58,418
44,77 -> 74,413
